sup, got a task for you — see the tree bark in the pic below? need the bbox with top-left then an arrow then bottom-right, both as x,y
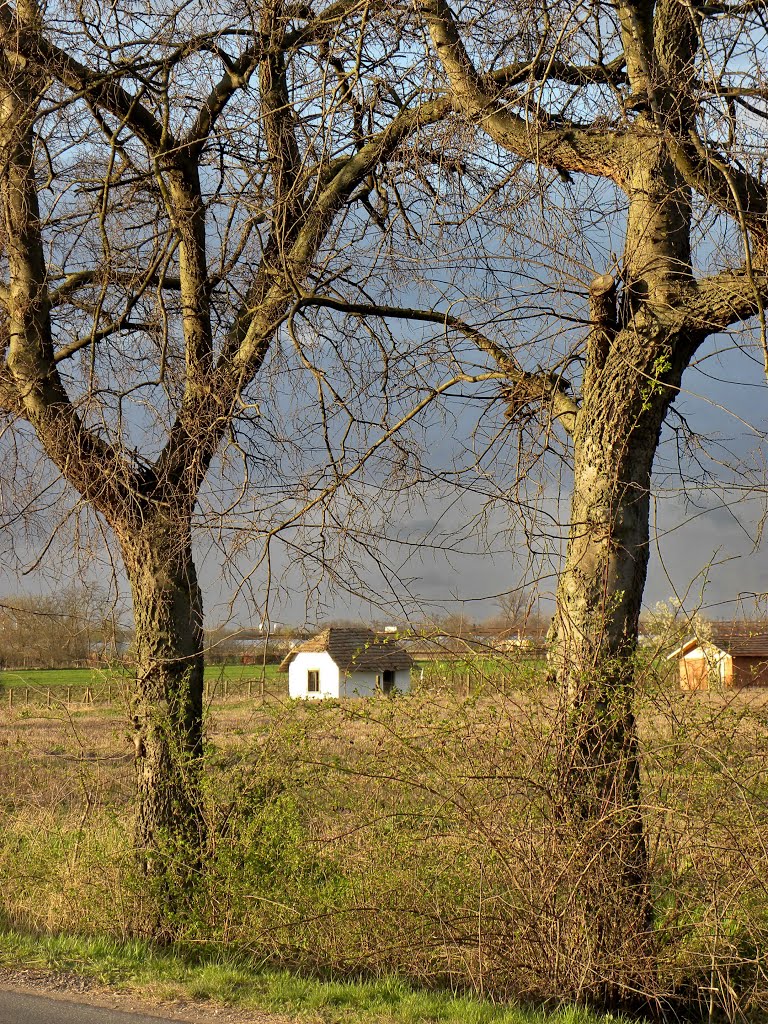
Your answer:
553,374 -> 659,793
117,513 -> 205,914
1,0 -> 466,932
550,312 -> 695,1005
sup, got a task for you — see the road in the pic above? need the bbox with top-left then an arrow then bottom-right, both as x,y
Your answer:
0,988 -> 175,1022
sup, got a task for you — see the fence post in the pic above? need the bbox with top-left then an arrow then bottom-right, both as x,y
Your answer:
46,688 -> 51,709
8,689 -> 12,710
24,687 -> 29,705
67,686 -> 71,704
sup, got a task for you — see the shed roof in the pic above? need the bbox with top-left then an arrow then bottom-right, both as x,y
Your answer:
279,627 -> 413,672
675,623 -> 768,659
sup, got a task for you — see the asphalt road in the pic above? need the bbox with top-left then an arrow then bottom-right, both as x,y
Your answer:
0,989 -> 174,1023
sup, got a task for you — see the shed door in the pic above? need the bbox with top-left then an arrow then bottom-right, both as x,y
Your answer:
680,656 -> 709,691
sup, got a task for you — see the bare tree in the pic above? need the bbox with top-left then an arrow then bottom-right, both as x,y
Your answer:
3,0 -> 767,977
401,0 -> 768,996
0,0 -> 471,903
0,586 -> 112,668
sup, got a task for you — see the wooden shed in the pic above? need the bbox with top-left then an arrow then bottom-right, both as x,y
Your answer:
673,625 -> 768,690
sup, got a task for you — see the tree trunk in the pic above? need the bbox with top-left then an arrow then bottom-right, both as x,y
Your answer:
117,513 -> 205,925
549,329 -> 688,1006
554,403 -> 656,806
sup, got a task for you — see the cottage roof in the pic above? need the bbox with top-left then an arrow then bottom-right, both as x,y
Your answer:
675,623 -> 768,659
279,627 -> 413,672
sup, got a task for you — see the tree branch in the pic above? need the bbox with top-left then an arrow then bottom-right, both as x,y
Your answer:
420,0 -> 627,183
490,55 -> 627,91
0,48 -> 140,516
53,320 -> 155,364
685,270 -> 768,331
299,295 -> 579,435
0,363 -> 21,416
219,94 -> 453,376
0,2 -> 167,153
259,1 -> 304,236
667,129 -> 768,251
586,273 -> 618,374
183,46 -> 262,154
48,269 -> 183,308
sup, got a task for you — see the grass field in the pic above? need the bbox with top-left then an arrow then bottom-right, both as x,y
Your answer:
0,658 -> 544,702
0,662 -> 282,687
0,666 -> 129,687
0,663 -> 286,705
3,669 -> 765,1016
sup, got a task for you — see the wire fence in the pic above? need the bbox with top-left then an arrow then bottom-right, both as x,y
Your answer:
0,651 -> 552,710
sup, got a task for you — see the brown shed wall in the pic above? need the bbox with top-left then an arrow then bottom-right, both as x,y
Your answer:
732,656 -> 768,687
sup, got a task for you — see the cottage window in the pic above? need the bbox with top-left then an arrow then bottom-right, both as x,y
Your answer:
307,669 -> 320,693
382,669 -> 395,694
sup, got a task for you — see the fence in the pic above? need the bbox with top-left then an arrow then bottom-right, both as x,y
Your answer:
5,682 -> 119,709
2,674 -> 290,709
2,653 -> 550,710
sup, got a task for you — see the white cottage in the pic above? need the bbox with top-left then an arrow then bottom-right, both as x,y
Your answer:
280,626 -> 412,699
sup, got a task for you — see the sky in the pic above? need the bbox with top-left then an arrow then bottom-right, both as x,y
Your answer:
1,295 -> 766,633
180,323 -> 768,631
2,82 -> 767,632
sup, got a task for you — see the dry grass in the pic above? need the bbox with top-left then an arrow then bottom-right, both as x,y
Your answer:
4,677 -> 768,1017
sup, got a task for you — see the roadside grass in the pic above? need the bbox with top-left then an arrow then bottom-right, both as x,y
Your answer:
0,928 -> 627,1024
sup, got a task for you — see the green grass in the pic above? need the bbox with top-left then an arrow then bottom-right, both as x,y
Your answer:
1,659 -> 546,694
0,667 -> 127,688
0,663 -> 282,690
203,662 -> 282,682
0,929 -> 628,1024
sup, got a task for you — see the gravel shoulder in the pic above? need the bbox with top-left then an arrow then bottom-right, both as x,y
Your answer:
0,967 -> 295,1024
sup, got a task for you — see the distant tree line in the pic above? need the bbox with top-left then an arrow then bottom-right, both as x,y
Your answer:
0,587 -> 126,669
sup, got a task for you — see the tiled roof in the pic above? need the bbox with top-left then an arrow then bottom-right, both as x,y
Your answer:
679,623 -> 768,658
710,625 -> 768,657
279,627 -> 413,672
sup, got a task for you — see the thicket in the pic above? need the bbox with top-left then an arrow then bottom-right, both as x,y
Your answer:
3,661 -> 768,1021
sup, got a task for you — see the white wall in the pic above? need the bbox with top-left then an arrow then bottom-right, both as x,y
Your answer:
288,651 -> 339,699
341,670 -> 378,697
392,668 -> 411,694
